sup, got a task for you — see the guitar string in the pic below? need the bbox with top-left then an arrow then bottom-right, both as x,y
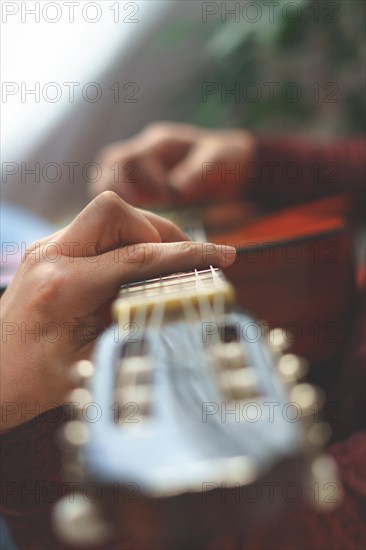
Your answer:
118,269 -> 237,448
119,269 -> 251,458
163,268 -> 241,456
115,268 -> 278,469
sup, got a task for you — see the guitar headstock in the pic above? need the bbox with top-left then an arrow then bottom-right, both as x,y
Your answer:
53,269 -> 342,548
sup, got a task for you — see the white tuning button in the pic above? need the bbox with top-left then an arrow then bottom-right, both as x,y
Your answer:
208,342 -> 247,370
65,388 -> 93,421
268,327 -> 291,353
70,360 -> 94,385
59,421 -> 89,448
290,383 -> 324,419
220,367 -> 259,401
53,494 -> 111,547
67,388 -> 92,408
278,354 -> 308,383
307,455 -> 343,510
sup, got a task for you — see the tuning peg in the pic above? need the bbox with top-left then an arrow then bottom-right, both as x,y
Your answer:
306,454 -> 343,511
277,354 -> 308,383
59,421 -> 89,449
70,360 -> 94,385
64,388 -> 92,422
289,383 -> 324,419
67,388 -> 92,408
53,494 -> 111,547
268,327 -> 291,353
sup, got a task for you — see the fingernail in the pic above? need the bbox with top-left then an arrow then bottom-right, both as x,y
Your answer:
220,245 -> 237,266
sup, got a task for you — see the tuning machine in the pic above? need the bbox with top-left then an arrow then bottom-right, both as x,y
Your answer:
54,358 -> 112,547
69,359 -> 94,386
305,454 -> 343,511
53,494 -> 111,548
288,382 -> 343,510
277,353 -> 309,383
268,326 -> 292,354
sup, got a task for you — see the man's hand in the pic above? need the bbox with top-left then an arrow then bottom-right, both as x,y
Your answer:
1,192 -> 236,430
91,123 -> 257,206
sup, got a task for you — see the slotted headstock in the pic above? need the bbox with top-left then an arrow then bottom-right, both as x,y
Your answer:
54,269 -> 342,548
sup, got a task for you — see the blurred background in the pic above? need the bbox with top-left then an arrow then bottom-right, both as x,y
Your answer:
1,0 -> 365,222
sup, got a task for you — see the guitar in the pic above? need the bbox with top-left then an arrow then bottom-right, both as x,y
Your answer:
53,267 -> 342,549
170,194 -> 356,367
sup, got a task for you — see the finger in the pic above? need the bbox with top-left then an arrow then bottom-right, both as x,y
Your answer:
167,145 -> 210,202
115,154 -> 171,207
139,153 -> 167,188
135,122 -> 201,167
74,241 -> 237,305
137,209 -> 189,242
54,192 -> 162,256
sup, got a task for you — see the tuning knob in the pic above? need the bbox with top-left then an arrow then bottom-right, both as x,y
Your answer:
67,387 -> 92,410
268,327 -> 291,353
289,383 -> 324,420
277,354 -> 308,383
59,421 -> 89,449
306,454 -> 343,511
53,494 -> 111,547
70,360 -> 94,385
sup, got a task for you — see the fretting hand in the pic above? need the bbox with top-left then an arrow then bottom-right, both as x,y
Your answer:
1,192 -> 236,430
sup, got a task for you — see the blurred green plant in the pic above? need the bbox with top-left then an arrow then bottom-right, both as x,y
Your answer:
166,0 -> 365,137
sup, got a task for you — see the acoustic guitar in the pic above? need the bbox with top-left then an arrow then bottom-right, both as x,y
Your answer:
171,194 -> 356,367
53,265 -> 344,549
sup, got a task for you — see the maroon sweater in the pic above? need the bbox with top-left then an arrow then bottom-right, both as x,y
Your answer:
1,138 -> 365,550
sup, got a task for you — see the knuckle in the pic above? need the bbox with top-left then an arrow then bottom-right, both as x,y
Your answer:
143,122 -> 174,141
97,141 -> 124,162
22,241 -> 40,264
131,243 -> 163,267
179,241 -> 201,255
94,190 -> 125,213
